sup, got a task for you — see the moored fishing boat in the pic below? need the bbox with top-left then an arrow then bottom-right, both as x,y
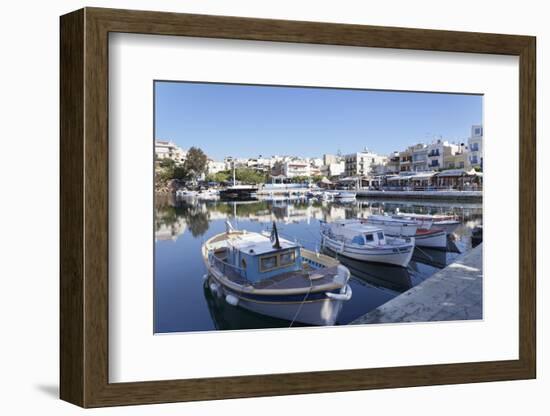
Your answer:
396,212 -> 461,235
367,214 -> 433,230
202,222 -> 352,326
362,216 -> 418,237
320,220 -> 414,267
412,227 -> 448,249
219,184 -> 258,200
365,214 -> 447,249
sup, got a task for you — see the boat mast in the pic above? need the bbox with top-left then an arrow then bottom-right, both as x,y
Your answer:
271,221 -> 281,249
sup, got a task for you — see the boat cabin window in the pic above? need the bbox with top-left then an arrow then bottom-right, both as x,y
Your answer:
260,255 -> 278,271
279,250 -> 296,266
259,250 -> 297,272
365,233 -> 374,242
352,235 -> 365,245
377,232 -> 385,240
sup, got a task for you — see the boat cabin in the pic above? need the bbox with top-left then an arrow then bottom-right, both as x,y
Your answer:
223,234 -> 303,282
331,221 -> 388,246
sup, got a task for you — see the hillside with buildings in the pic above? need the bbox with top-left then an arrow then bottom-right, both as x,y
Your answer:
155,125 -> 483,191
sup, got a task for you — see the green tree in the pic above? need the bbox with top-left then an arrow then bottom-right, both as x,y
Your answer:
235,168 -> 266,184
172,165 -> 189,180
182,147 -> 208,181
206,171 -> 230,183
291,175 -> 310,184
158,158 -> 176,169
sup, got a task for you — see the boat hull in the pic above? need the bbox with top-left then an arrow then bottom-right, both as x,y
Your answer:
433,221 -> 460,235
414,229 -> 447,248
207,280 -> 350,326
321,234 -> 413,268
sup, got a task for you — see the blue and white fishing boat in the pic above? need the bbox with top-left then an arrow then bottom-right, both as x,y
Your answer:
202,222 -> 352,326
320,220 -> 414,267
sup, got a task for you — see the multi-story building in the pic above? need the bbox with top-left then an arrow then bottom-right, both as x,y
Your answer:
321,162 -> 345,178
223,156 -> 249,170
344,149 -> 387,177
207,160 -> 226,174
245,156 -> 273,172
411,144 -> 428,172
323,154 -> 341,165
468,125 -> 483,169
154,140 -> 186,163
385,152 -> 401,174
274,159 -> 311,178
399,148 -> 413,172
426,140 -> 459,170
443,143 -> 469,170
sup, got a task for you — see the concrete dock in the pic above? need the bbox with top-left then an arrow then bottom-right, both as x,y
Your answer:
351,244 -> 483,324
355,189 -> 482,201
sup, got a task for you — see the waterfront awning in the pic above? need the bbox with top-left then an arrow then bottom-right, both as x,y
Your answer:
436,169 -> 473,177
410,171 -> 437,180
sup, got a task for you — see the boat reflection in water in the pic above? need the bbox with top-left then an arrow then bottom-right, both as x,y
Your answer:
322,247 -> 413,293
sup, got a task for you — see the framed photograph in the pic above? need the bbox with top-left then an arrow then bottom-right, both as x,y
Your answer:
60,7 -> 536,408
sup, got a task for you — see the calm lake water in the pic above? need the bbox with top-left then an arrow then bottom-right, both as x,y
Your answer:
154,195 -> 482,333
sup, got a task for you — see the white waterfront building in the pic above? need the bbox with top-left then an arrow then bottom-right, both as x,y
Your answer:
155,139 -> 186,163
281,159 -> 311,178
207,160 -> 226,174
344,148 -> 387,177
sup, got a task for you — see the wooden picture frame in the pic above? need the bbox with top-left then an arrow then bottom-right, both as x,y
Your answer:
60,7 -> 536,408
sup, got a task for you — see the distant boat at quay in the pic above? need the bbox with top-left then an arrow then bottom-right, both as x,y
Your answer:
320,220 -> 414,268
394,212 -> 461,235
219,184 -> 258,201
364,214 -> 448,249
202,221 -> 352,326
333,191 -> 356,202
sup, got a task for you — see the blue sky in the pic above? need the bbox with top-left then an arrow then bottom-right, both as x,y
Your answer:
155,81 -> 482,161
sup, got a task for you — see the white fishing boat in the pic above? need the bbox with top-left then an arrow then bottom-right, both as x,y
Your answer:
412,227 -> 448,249
320,220 -> 414,267
202,222 -> 352,326
395,213 -> 461,234
333,191 -> 356,202
367,214 -> 433,230
361,217 -> 418,237
365,214 -> 447,249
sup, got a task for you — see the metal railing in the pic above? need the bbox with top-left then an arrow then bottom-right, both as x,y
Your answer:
208,253 -> 249,285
